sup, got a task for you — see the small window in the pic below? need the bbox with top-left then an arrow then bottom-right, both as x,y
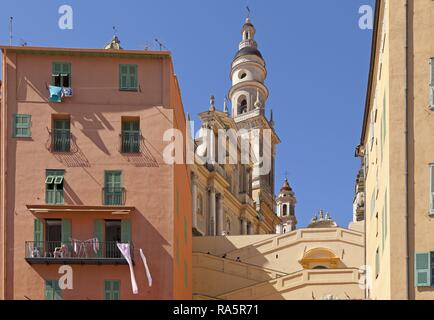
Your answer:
104,171 -> 123,205
52,62 -> 71,88
239,71 -> 247,79
46,170 -> 65,204
45,280 -> 62,300
104,280 -> 120,300
121,119 -> 140,153
13,114 -> 31,138
52,118 -> 71,152
119,64 -> 138,91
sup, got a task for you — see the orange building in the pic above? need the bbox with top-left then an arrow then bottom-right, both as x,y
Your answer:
0,40 -> 192,300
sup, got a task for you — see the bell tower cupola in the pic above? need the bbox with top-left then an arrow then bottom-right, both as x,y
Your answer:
229,17 -> 268,118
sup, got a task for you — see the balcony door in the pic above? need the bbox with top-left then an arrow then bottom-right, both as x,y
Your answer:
45,219 -> 62,256
105,220 -> 121,258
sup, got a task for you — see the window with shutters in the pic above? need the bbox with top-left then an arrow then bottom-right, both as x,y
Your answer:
375,248 -> 380,279
46,170 -> 65,204
104,280 -> 120,300
13,114 -> 31,138
430,58 -> 434,109
370,190 -> 376,219
430,165 -> 434,214
104,171 -> 124,205
119,64 -> 138,91
121,118 -> 140,153
415,252 -> 431,287
52,118 -> 71,152
52,62 -> 71,88
45,280 -> 62,300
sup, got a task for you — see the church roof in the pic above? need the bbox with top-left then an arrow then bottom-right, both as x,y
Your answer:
280,179 -> 293,192
233,46 -> 263,61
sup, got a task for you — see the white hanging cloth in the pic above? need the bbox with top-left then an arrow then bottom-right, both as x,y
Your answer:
117,243 -> 138,294
139,249 -> 153,287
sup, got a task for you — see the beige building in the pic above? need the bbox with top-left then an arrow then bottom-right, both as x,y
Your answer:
192,209 -> 365,300
356,0 -> 434,299
190,17 -> 280,236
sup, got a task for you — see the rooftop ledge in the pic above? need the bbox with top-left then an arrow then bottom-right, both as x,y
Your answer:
26,204 -> 135,215
0,45 -> 171,59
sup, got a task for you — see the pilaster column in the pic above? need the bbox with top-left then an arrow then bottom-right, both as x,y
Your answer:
191,173 -> 198,230
217,194 -> 225,236
241,219 -> 248,235
209,187 -> 216,236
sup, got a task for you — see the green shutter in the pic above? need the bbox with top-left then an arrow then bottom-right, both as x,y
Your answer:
94,220 -> 104,257
53,62 -> 62,75
44,280 -> 53,300
104,280 -> 120,300
53,281 -> 62,300
430,58 -> 434,107
121,220 -> 131,243
415,252 -> 431,287
104,280 -> 112,300
45,280 -> 62,300
61,219 -> 71,244
431,165 -> 434,213
94,220 -> 104,242
104,171 -> 123,205
46,170 -> 64,205
384,189 -> 388,239
119,64 -> 137,90
34,218 -> 43,250
13,114 -> 31,138
375,248 -> 380,278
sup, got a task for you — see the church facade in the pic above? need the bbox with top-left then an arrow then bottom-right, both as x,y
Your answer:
191,16 -> 366,300
190,17 -> 281,237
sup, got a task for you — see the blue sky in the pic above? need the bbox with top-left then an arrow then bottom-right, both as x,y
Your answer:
0,0 -> 375,228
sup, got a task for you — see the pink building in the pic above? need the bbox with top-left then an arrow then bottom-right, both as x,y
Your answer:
0,42 -> 192,300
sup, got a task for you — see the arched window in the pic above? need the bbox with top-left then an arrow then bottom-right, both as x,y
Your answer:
282,204 -> 288,216
238,96 -> 248,114
313,265 -> 328,270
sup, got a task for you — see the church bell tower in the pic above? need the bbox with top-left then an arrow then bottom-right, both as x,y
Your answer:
228,17 -> 280,219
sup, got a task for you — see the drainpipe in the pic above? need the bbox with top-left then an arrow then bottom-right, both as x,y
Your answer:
404,0 -> 411,300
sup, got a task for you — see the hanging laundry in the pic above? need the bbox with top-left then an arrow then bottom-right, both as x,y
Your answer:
91,238 -> 99,255
139,249 -> 153,287
117,243 -> 138,294
62,87 -> 73,97
49,85 -> 62,102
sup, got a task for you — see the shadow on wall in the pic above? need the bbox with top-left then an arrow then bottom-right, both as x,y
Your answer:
121,137 -> 159,168
30,210 -> 173,300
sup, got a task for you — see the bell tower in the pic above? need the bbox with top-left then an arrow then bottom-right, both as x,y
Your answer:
275,179 -> 297,234
228,17 -> 280,220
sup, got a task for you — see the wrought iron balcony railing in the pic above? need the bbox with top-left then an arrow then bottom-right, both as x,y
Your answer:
103,187 -> 126,206
52,129 -> 71,152
25,241 -> 133,265
120,131 -> 141,154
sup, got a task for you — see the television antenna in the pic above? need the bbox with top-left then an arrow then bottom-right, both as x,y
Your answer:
155,38 -> 168,51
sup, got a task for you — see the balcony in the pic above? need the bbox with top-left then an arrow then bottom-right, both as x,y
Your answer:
120,131 -> 141,154
51,129 -> 71,152
103,187 -> 126,206
25,241 -> 133,265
